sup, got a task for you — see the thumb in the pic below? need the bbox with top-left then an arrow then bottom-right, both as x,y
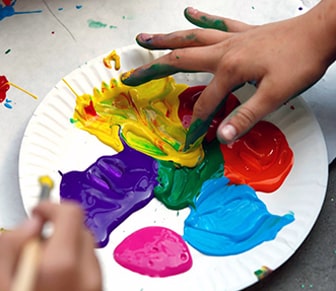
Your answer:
216,89 -> 281,143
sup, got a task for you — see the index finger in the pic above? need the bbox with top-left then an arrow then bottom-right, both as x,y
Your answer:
121,44 -> 223,86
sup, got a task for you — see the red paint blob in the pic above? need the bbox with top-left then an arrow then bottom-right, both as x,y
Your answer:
178,85 -> 241,141
114,226 -> 192,277
3,0 -> 12,6
220,121 -> 294,193
0,75 -> 10,103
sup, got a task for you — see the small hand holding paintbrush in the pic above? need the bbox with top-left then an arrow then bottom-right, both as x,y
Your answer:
11,176 -> 54,291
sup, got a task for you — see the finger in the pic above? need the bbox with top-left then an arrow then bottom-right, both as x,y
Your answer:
191,75 -> 234,122
0,217 -> 42,291
121,44 -> 221,86
216,84 -> 283,143
184,7 -> 255,32
136,28 -> 227,50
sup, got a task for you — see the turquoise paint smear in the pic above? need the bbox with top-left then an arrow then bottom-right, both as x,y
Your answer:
87,19 -> 107,28
0,0 -> 42,21
183,176 -> 294,256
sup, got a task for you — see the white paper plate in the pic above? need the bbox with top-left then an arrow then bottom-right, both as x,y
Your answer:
18,45 -> 328,291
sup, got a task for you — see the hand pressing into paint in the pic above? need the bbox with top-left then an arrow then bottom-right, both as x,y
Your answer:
121,1 -> 336,144
0,201 -> 102,291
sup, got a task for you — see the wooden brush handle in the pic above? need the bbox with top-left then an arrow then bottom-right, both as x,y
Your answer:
11,238 -> 41,291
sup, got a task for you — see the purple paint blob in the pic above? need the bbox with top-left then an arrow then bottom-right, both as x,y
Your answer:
60,142 -> 159,248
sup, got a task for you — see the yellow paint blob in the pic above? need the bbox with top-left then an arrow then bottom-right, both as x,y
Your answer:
73,76 -> 205,167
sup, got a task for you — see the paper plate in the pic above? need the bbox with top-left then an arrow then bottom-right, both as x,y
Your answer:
18,45 -> 328,291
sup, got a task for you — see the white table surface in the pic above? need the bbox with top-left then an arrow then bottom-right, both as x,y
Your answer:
0,0 -> 334,238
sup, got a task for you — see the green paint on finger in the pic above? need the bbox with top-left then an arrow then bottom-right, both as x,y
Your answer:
121,64 -> 183,86
184,9 -> 228,31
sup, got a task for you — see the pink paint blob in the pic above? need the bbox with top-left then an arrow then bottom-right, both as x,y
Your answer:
114,226 -> 192,277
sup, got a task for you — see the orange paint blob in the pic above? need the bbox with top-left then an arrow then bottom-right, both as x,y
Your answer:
220,121 -> 294,193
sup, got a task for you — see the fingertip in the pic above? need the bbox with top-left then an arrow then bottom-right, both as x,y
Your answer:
136,33 -> 154,47
217,123 -> 237,144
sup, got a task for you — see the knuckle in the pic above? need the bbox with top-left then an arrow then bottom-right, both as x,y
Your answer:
233,106 -> 259,132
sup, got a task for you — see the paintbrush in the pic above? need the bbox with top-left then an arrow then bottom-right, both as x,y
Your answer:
184,84 -> 244,151
11,175 -> 54,291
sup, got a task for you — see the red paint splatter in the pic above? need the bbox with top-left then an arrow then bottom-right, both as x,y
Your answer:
0,75 -> 10,103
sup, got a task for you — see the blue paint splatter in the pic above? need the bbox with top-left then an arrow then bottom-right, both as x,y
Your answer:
58,7 -> 64,11
0,0 -> 42,21
4,98 -> 13,109
75,5 -> 82,10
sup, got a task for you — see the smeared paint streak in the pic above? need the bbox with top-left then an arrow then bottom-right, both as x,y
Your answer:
220,121 -> 294,193
183,176 -> 295,256
72,77 -> 204,167
0,0 -> 42,21
154,139 -> 224,210
114,226 -> 192,277
254,266 -> 273,280
59,141 -> 158,248
184,8 -> 228,31
87,19 -> 107,28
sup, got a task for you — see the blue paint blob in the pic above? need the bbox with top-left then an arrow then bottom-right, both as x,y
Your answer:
183,176 -> 295,256
4,103 -> 12,109
75,5 -> 83,10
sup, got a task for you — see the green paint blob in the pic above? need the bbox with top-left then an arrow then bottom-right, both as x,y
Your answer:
87,19 -> 107,28
154,139 -> 224,210
5,49 -> 11,54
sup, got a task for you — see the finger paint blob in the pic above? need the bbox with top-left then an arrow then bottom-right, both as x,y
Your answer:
154,139 -> 224,210
114,226 -> 192,277
220,121 -> 294,192
183,176 -> 294,256
0,75 -> 10,102
72,77 -> 204,167
59,142 -> 158,248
